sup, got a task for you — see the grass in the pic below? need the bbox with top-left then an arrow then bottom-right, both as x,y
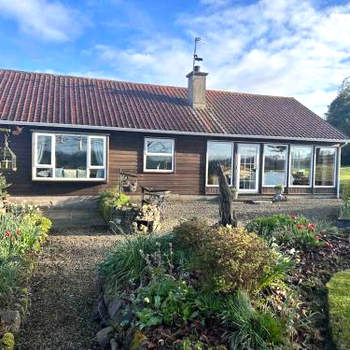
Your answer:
327,270 -> 350,349
341,166 -> 350,185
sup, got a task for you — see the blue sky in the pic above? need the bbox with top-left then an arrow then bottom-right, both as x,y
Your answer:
0,0 -> 350,116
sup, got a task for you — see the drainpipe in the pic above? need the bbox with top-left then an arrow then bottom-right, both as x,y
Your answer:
337,142 -> 349,199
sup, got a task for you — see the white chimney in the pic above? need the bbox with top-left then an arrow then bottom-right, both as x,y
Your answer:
186,65 -> 208,109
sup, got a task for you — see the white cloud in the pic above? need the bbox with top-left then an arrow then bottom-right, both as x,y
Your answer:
0,0 -> 85,41
94,0 -> 350,116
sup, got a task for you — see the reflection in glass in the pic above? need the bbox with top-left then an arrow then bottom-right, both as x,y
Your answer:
207,142 -> 233,185
290,146 -> 312,186
263,145 -> 287,186
239,144 -> 258,191
36,135 -> 52,165
146,156 -> 173,170
55,135 -> 87,179
315,148 -> 336,186
91,138 -> 104,166
146,140 -> 173,154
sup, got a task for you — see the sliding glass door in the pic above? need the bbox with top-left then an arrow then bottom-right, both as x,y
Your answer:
237,144 -> 260,193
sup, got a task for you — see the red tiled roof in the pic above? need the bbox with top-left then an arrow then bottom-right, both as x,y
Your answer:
0,68 -> 347,141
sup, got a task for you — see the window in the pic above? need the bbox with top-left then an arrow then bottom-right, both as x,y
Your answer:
289,145 -> 313,187
314,147 -> 337,187
144,138 -> 174,172
263,144 -> 287,186
206,141 -> 233,186
33,132 -> 107,181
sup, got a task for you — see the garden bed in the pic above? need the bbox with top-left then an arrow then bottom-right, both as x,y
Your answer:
96,212 -> 350,349
0,203 -> 51,349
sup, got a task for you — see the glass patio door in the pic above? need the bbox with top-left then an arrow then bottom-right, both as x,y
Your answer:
237,144 -> 260,193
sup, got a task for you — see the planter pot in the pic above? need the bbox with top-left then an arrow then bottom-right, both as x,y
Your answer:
337,218 -> 350,229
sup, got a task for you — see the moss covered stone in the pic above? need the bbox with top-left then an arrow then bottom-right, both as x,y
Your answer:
327,270 -> 350,349
1,332 -> 15,350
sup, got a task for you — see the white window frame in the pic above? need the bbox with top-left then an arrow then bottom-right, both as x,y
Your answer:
288,145 -> 313,188
237,143 -> 260,194
32,131 -> 107,182
313,146 -> 337,188
205,140 -> 234,187
262,144 -> 288,187
143,137 -> 175,173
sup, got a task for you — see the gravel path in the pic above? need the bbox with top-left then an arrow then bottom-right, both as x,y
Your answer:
160,197 -> 343,232
17,228 -> 120,350
16,198 -> 342,349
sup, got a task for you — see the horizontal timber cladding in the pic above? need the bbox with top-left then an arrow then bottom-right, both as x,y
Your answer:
4,125 -> 206,196
1,124 -> 339,196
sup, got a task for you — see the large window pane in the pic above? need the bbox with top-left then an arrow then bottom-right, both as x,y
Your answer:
207,142 -> 233,185
55,135 -> 87,179
290,146 -> 312,186
36,135 -> 52,165
263,145 -> 287,186
91,138 -> 105,166
315,147 -> 336,186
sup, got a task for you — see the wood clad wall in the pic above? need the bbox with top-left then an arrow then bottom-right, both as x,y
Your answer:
4,127 -> 206,196
1,125 -> 338,197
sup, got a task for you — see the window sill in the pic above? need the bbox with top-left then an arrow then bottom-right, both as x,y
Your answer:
32,178 -> 107,183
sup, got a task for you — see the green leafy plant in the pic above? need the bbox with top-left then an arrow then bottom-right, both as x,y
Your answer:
98,187 -> 130,223
246,214 -> 324,249
223,290 -> 285,349
0,208 -> 51,307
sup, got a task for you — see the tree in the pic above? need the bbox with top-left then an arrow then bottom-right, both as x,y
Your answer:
326,78 -> 350,165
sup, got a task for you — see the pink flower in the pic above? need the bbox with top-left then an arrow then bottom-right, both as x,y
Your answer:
4,230 -> 12,238
297,224 -> 303,230
315,235 -> 321,240
290,214 -> 297,220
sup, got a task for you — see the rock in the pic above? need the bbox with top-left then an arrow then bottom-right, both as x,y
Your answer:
0,332 -> 15,350
96,297 -> 109,325
107,299 -> 123,321
0,310 -> 21,333
96,326 -> 114,349
110,338 -> 119,350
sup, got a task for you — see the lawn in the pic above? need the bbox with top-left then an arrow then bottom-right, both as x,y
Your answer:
341,166 -> 350,185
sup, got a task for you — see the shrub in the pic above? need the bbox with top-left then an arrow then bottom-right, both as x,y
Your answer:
327,270 -> 350,349
246,214 -> 324,249
179,223 -> 284,294
98,187 -> 130,223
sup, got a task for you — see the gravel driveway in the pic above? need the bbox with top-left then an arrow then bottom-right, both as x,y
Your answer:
17,228 -> 120,350
160,197 -> 342,232
16,197 -> 342,349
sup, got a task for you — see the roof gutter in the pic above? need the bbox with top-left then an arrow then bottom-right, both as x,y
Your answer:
0,119 -> 349,144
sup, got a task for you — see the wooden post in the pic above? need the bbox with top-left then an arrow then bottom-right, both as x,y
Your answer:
217,163 -> 237,227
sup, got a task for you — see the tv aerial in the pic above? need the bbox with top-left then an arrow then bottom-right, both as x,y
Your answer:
193,37 -> 203,71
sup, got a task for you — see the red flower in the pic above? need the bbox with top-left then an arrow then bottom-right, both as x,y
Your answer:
325,241 -> 334,248
297,224 -> 303,230
16,228 -> 21,235
308,223 -> 315,229
4,229 -> 12,238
